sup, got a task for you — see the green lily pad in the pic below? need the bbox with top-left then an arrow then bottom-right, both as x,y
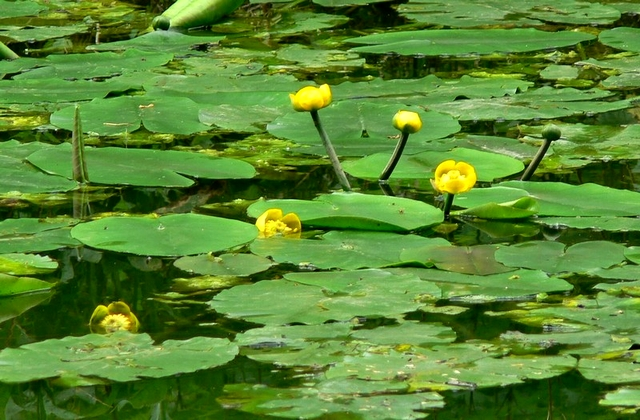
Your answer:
458,182 -> 640,217
0,217 -> 79,253
211,269 -> 441,325
0,254 -> 57,276
0,273 -> 53,296
250,231 -> 450,270
15,49 -> 173,80
0,0 -> 47,18
174,253 -> 274,276
454,197 -> 539,219
401,244 -> 514,276
268,102 -> 460,156
599,27 -> 640,53
50,96 -> 210,136
494,241 -> 626,274
343,147 -> 524,182
247,192 -> 443,232
600,387 -> 640,412
395,268 -> 572,301
0,332 -> 238,383
0,141 -> 78,194
71,214 -> 257,257
27,144 -> 256,187
347,28 -> 595,56
537,216 -> 640,232
88,30 -> 226,53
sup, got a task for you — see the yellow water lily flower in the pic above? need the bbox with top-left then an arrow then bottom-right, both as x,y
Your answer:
289,84 -> 332,112
392,110 -> 422,134
432,160 -> 477,194
90,301 -> 140,334
255,208 -> 301,238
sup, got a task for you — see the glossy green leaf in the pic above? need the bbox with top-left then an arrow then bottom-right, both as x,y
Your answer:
495,241 -> 626,274
50,96 -> 209,135
174,253 -> 273,276
247,192 -> 443,232
0,217 -> 79,253
71,214 -> 257,257
0,332 -> 238,383
221,380 -> 442,420
458,182 -> 640,217
454,197 -> 539,219
0,0 -> 47,18
538,216 -> 640,232
403,244 -> 514,276
347,28 -> 595,56
344,147 -> 524,182
579,358 -> 640,385
396,268 -> 572,301
28,144 -> 256,187
600,387 -> 640,412
211,269 -> 440,325
599,27 -> 640,53
268,102 -> 460,156
351,321 -> 456,346
251,231 -> 449,270
0,254 -> 57,275
0,273 -> 53,296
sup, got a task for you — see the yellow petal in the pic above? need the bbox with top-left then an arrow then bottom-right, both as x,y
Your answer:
89,305 -> 109,333
433,160 -> 476,194
289,85 -> 331,112
280,212 -> 302,237
435,160 -> 456,179
318,84 -> 332,107
255,208 -> 284,233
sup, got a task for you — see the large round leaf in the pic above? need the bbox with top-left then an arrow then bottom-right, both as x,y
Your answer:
247,192 -> 443,232
347,28 -> 596,56
0,332 -> 238,383
27,144 -> 256,187
268,102 -> 460,156
343,147 -> 524,182
71,214 -> 257,257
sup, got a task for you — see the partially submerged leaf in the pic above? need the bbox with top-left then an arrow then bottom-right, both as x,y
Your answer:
454,197 -> 539,219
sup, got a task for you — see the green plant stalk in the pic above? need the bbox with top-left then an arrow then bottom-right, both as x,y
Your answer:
310,110 -> 351,191
379,132 -> 410,182
0,42 -> 19,60
443,193 -> 455,220
72,105 -> 89,184
520,139 -> 552,181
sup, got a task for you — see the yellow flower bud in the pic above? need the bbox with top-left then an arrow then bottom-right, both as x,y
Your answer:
255,208 -> 301,238
289,84 -> 332,112
432,160 -> 477,194
392,110 -> 422,134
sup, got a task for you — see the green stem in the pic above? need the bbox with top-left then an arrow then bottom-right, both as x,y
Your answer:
72,105 -> 89,184
379,132 -> 410,182
310,110 -> 351,191
0,42 -> 18,60
520,139 -> 552,181
443,193 -> 455,220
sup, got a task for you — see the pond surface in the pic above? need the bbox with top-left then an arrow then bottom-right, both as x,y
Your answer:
1,0 -> 640,418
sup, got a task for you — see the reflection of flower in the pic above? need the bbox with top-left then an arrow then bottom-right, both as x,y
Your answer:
433,160 -> 477,194
289,84 -> 332,112
90,301 -> 140,334
255,209 -> 301,238
392,110 -> 422,134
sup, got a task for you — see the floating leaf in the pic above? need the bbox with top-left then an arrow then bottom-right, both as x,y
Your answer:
406,244 -> 514,276
174,253 -> 273,276
0,217 -> 79,253
347,28 -> 595,56
0,273 -> 53,297
250,231 -> 449,270
599,27 -> 640,53
0,254 -> 57,276
395,268 -> 572,301
344,147 -> 524,182
454,197 -> 539,219
247,192 -> 443,232
28,144 -> 256,187
268,102 -> 460,156
495,241 -> 626,274
458,182 -> 640,217
71,214 -> 257,257
211,269 -> 440,325
0,332 -> 238,383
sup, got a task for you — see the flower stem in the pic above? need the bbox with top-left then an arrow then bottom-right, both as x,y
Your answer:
520,139 -> 552,181
310,110 -> 351,191
379,132 -> 410,182
443,193 -> 455,220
